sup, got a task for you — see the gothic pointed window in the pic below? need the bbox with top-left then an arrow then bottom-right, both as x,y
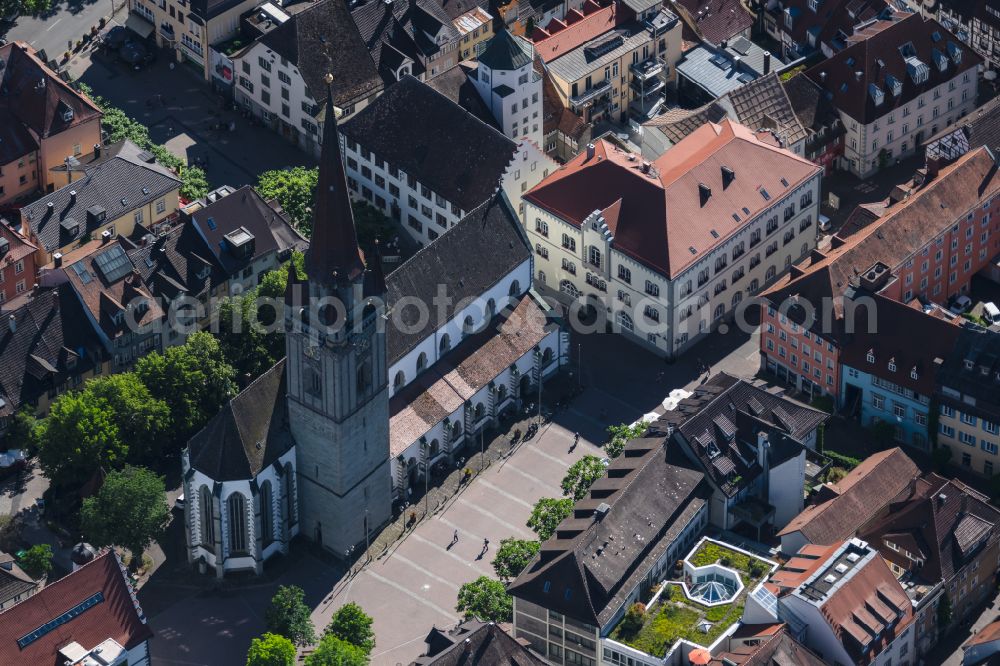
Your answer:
417,352 -> 428,372
227,493 -> 248,554
199,485 -> 214,547
439,334 -> 451,355
305,365 -> 322,397
283,463 -> 296,527
394,371 -> 406,390
260,481 -> 274,547
356,357 -> 372,395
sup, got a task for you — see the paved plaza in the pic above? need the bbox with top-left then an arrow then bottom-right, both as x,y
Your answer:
141,327 -> 761,666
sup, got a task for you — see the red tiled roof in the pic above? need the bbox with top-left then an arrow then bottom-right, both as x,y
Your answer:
525,119 -> 820,278
532,2 -> 617,63
0,223 -> 37,264
778,448 -> 920,544
0,551 -> 151,666
964,618 -> 1000,648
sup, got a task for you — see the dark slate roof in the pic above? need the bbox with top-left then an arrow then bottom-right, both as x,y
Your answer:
190,0 -> 247,21
20,141 -> 180,254
0,285 -> 102,419
509,437 -> 708,628
925,95 -> 1000,156
259,0 -> 383,109
675,0 -> 754,46
478,29 -> 533,71
187,360 -> 293,481
710,625 -> 826,666
782,72 -> 840,131
861,474 -> 1000,585
340,76 -> 517,211
438,0 -> 489,21
0,42 -> 102,164
386,195 -> 529,364
352,0 -> 459,82
937,325 -> 1000,422
0,556 -> 35,609
124,223 -> 223,302
412,620 -> 546,665
803,13 -> 980,124
653,373 -> 827,497
425,64 -> 500,130
187,186 -> 286,278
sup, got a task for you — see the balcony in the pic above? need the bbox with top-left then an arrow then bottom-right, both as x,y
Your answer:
630,58 -> 663,81
631,76 -> 665,98
569,79 -> 612,109
159,24 -> 175,42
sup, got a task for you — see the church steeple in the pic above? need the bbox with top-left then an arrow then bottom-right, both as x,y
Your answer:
304,76 -> 365,288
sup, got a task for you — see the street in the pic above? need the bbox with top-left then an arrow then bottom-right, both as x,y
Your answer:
1,0 -> 114,60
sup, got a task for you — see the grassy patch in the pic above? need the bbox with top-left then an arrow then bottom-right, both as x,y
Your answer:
689,542 -> 762,581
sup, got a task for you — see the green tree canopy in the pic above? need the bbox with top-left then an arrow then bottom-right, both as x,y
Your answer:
605,422 -> 647,459
246,632 -> 296,666
526,497 -> 574,541
80,465 -> 170,570
258,251 -> 306,300
19,544 -> 52,579
217,287 -> 285,381
135,332 -> 236,439
491,538 -> 539,582
325,602 -> 375,655
561,455 -> 606,501
456,576 -> 512,623
305,634 -> 368,666
257,167 -> 318,232
36,391 -> 123,488
265,585 -> 316,647
85,374 -> 171,464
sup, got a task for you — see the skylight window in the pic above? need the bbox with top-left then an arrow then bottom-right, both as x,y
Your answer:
760,188 -> 771,201
207,217 -> 217,230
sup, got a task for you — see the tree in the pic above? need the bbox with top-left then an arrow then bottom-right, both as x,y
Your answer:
527,497 -> 573,541
179,164 -> 209,201
257,167 -> 318,232
561,455 -> 606,501
35,391 -> 123,488
135,332 -> 237,440
85,374 -> 170,464
937,593 -> 952,633
258,252 -> 306,300
491,538 -> 539,582
868,421 -> 896,449
619,602 -> 646,637
80,466 -> 170,571
605,422 -> 647,459
19,544 -> 52,579
305,634 -> 367,666
265,585 -> 316,647
217,287 -> 285,381
246,633 -> 296,666
351,201 -> 396,251
20,0 -> 53,15
4,408 -> 38,454
325,602 -> 375,655
456,576 -> 512,623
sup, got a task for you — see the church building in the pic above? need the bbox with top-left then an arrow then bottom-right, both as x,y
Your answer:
182,80 -> 565,577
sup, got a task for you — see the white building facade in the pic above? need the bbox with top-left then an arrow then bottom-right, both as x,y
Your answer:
471,30 -> 544,147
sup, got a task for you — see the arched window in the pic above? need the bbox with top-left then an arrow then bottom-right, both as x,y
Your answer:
227,493 -> 248,554
497,384 -> 508,402
417,352 -> 428,372
509,280 -> 521,296
356,357 -> 372,395
538,270 -> 546,285
713,304 -> 725,320
765,266 -> 776,281
282,463 -> 296,527
260,481 -> 274,547
486,298 -> 496,320
394,371 -> 406,390
800,242 -> 808,257
617,311 -> 634,332
542,347 -> 554,365
463,315 -> 475,336
452,421 -> 463,437
199,485 -> 214,547
474,403 -> 485,421
439,334 -> 451,355
560,280 -> 580,298
732,291 -> 743,308
429,439 -> 440,458
749,278 -> 760,292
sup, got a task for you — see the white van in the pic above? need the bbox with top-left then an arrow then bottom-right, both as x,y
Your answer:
985,302 -> 1000,324
818,215 -> 832,232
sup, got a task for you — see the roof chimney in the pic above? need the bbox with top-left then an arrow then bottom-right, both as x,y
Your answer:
93,143 -> 101,159
586,143 -> 596,160
819,71 -> 827,82
763,50 -> 771,75
854,70 -> 863,81
70,190 -> 77,201
8,315 -> 15,334
926,155 -> 940,180
53,252 -> 63,267
698,183 -> 712,207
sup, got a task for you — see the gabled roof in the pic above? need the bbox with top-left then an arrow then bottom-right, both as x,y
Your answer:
763,146 -> 1000,319
0,222 -> 37,265
386,195 -> 529,364
654,373 -> 826,497
20,140 -> 180,254
187,360 -> 293,481
413,620 -> 546,664
0,555 -> 36,608
509,437 -> 708,627
963,618 -> 1000,649
675,0 -> 754,45
838,292 -> 960,396
340,76 -> 517,212
0,551 -> 151,666
352,0 -> 459,82
531,2 -> 616,63
525,119 -> 820,279
478,29 -> 533,71
124,222 -> 223,302
0,42 -> 101,160
778,448 -> 920,544
259,0 -> 383,108
803,13 -> 980,124
925,95 -> 1000,157
708,625 -> 826,666
0,285 -> 102,419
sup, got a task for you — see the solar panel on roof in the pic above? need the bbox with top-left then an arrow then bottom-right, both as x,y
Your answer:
93,245 -> 133,283
17,591 -> 105,649
72,262 -> 92,285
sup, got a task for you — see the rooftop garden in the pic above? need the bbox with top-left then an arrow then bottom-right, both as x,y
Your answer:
609,540 -> 773,658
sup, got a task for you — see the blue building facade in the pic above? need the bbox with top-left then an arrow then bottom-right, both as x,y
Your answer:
841,362 -> 932,451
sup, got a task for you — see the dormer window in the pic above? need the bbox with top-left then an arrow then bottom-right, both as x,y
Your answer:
869,84 -> 885,106
948,41 -> 962,64
933,49 -> 948,72
886,74 -> 902,96
965,359 -> 975,370
888,358 -> 896,371
867,350 -> 875,363
910,367 -> 919,380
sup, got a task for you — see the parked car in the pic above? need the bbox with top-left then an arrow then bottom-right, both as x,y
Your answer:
985,302 -> 1000,325
818,215 -> 832,232
949,294 -> 973,314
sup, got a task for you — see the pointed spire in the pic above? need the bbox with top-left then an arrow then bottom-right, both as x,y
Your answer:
304,74 -> 366,288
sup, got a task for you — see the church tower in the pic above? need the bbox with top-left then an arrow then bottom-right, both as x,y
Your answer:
284,77 -> 391,558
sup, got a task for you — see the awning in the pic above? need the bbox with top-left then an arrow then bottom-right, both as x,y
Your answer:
125,13 -> 154,40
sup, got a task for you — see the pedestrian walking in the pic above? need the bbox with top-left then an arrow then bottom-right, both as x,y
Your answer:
452,529 -> 459,545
